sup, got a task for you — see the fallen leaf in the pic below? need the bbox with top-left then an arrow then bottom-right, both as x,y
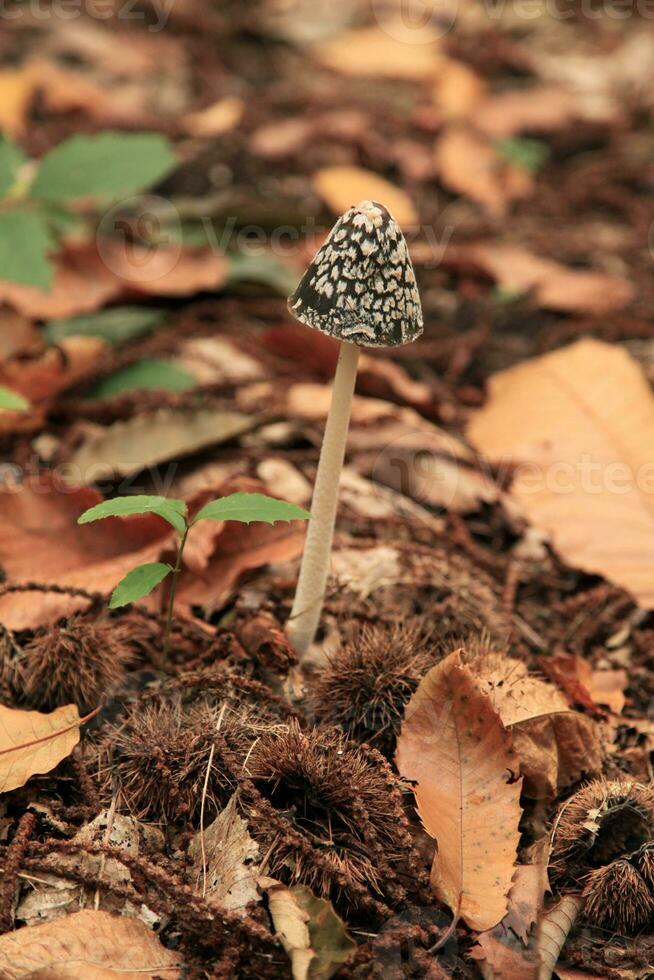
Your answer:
98,242 -> 228,297
0,67 -> 36,136
0,908 -> 182,978
447,243 -> 633,314
432,58 -> 487,120
0,703 -> 81,793
182,96 -> 244,137
0,311 -> 40,361
470,651 -> 571,726
250,118 -> 314,159
0,247 -> 122,319
468,339 -> 654,606
0,337 -> 106,403
536,895 -> 584,980
66,407 -> 255,481
313,22 -> 442,81
541,653 -> 627,716
261,879 -> 356,980
472,87 -> 579,138
396,649 -> 522,931
188,794 -> 260,910
172,336 -> 264,385
434,127 -> 533,216
312,166 -> 418,228
0,476 -> 176,629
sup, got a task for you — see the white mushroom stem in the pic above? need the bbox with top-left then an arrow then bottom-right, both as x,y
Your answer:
287,340 -> 360,658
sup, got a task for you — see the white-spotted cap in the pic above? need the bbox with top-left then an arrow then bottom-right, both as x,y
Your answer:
288,200 -> 423,348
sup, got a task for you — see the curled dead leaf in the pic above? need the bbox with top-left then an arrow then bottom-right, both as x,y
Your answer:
434,127 -> 533,216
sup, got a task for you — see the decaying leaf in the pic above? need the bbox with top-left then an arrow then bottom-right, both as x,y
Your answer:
0,703 -> 81,793
0,908 -> 182,979
468,339 -> 654,607
447,243 -> 633,314
312,166 -> 418,228
434,127 -> 533,216
0,336 -> 106,403
536,894 -> 584,980
188,794 -> 260,910
66,407 -> 255,480
541,652 -> 627,716
396,650 -> 522,931
260,878 -> 356,980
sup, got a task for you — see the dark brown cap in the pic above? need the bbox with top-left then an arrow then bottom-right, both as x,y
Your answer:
288,200 -> 423,348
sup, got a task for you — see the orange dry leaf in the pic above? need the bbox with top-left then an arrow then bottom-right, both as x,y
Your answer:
434,127 -> 533,216
396,650 -> 522,931
0,67 -> 37,136
432,59 -> 487,120
183,96 -> 244,136
313,22 -> 442,81
0,337 -> 106,402
312,166 -> 418,229
446,242 -> 633,314
0,703 -> 81,793
468,338 -> 654,607
542,653 -> 627,716
99,242 -> 228,297
0,909 -> 182,978
0,476 -> 177,629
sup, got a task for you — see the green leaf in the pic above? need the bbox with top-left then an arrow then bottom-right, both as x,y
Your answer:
0,385 -> 28,411
110,561 -> 172,609
0,136 -> 26,199
43,306 -> 166,345
87,359 -> 196,399
0,208 -> 54,289
77,494 -> 188,534
193,492 -> 311,526
495,136 -> 549,174
30,132 -> 176,202
228,252 -> 300,297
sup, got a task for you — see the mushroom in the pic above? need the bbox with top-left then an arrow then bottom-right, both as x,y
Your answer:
286,200 -> 423,658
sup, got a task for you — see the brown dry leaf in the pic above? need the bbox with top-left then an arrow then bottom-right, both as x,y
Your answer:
468,338 -> 654,606
0,67 -> 37,136
432,58 -> 487,120
0,337 -> 106,403
260,878 -> 356,980
472,87 -> 579,138
470,652 -> 571,727
99,243 -> 228,297
0,311 -> 40,361
313,21 -> 442,81
536,894 -> 584,980
0,476 -> 176,629
448,243 -> 633,314
188,794 -> 260,910
396,650 -> 522,931
434,127 -> 533,216
0,703 -> 81,793
182,96 -> 244,137
312,166 -> 418,228
172,336 -> 264,386
0,908 -> 182,979
251,118 -> 314,159
542,653 -> 627,716
0,247 -> 122,319
66,407 -> 255,481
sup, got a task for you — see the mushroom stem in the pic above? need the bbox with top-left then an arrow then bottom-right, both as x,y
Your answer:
287,340 -> 360,658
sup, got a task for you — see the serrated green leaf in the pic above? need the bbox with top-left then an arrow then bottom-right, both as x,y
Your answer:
87,359 -> 196,399
30,132 -> 176,202
0,136 -> 26,199
0,385 -> 29,411
110,561 -> 172,609
43,306 -> 166,345
0,208 -> 54,289
77,494 -> 188,534
192,492 -> 311,526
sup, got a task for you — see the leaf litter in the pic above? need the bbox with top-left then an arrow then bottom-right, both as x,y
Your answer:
0,2 -> 653,979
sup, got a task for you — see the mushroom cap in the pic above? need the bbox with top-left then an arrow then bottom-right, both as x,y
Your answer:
288,200 -> 423,348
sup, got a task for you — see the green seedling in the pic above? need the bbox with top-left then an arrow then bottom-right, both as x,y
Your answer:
78,491 -> 311,666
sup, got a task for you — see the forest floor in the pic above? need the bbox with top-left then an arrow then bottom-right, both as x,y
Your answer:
0,1 -> 653,978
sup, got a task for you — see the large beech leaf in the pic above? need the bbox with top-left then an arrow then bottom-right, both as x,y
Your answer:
0,703 -> 81,793
0,908 -> 182,978
396,650 -> 523,931
468,338 -> 654,607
